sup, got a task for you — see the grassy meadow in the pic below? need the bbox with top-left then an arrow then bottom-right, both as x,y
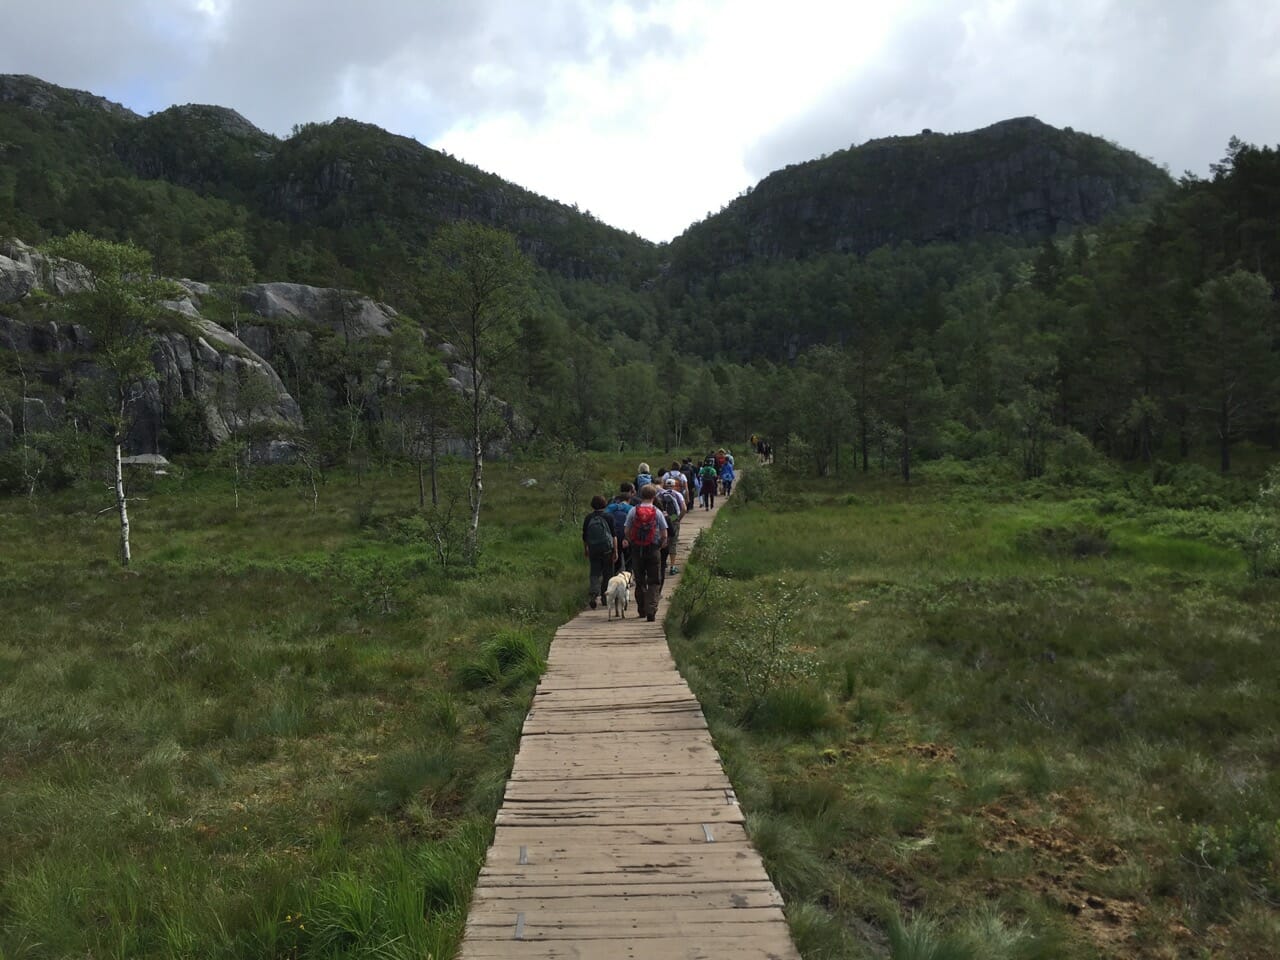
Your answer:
669,456 -> 1280,959
0,454 -> 640,960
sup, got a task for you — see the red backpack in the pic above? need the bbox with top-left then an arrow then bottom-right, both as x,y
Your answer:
631,504 -> 660,547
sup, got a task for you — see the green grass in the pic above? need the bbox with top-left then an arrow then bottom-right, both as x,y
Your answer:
669,463 -> 1280,959
0,454 -> 633,959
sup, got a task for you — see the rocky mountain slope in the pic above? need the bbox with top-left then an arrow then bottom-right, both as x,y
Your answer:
667,117 -> 1172,276
0,74 -> 657,289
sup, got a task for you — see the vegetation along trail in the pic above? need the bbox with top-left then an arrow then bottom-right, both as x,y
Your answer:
460,491 -> 800,960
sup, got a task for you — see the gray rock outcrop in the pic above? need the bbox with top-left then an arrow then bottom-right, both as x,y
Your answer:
0,239 -> 94,297
0,253 -> 36,303
240,282 -> 398,339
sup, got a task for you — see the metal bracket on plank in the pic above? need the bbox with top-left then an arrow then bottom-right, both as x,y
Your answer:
701,823 -> 715,843
518,845 -> 529,865
723,787 -> 737,804
514,912 -> 526,941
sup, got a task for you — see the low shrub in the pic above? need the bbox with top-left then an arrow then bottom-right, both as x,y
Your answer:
1015,524 -> 1111,559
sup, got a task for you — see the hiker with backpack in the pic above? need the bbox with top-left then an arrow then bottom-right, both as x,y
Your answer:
657,476 -> 686,577
605,482 -> 638,573
635,462 -> 653,492
680,457 -> 698,504
582,494 -> 619,609
720,457 -> 735,496
699,457 -> 718,510
624,483 -> 669,622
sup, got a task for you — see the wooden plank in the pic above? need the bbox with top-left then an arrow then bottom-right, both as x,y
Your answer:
459,932 -> 800,959
485,822 -> 751,847
465,906 -> 788,939
469,879 -> 783,902
504,780 -> 731,800
495,806 -> 745,828
467,885 -> 780,915
481,844 -> 757,875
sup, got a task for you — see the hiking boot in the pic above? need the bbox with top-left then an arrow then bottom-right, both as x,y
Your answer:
589,596 -> 597,609
669,565 -> 679,575
646,612 -> 656,622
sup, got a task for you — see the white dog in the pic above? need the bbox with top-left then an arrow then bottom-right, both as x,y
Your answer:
605,571 -> 634,621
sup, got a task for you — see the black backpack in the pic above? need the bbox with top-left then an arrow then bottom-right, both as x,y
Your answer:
585,512 -> 614,553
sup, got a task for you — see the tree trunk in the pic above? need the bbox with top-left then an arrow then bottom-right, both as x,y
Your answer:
417,457 -> 425,509
468,366 -> 483,563
860,416 -> 869,472
901,415 -> 912,483
430,433 -> 439,507
115,441 -> 132,567
1220,399 -> 1231,474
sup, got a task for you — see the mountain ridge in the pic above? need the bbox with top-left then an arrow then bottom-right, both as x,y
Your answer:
667,115 -> 1171,276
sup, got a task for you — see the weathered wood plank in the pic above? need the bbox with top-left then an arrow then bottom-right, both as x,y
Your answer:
458,932 -> 800,959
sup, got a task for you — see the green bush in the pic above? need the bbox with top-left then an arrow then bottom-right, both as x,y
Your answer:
1015,524 -> 1111,559
733,465 -> 774,505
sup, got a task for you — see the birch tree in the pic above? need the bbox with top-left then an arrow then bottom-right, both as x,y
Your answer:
425,224 -> 532,562
48,233 -> 171,566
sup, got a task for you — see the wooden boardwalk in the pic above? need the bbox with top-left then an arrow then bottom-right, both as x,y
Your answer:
459,496 -> 799,960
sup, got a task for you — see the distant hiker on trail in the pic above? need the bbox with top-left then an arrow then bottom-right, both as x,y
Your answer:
658,476 -> 686,577
720,458 -> 735,496
699,458 -> 718,510
635,462 -> 653,492
625,484 -> 669,622
582,494 -> 618,610
682,457 -> 699,503
668,461 -> 687,498
606,482 -> 639,573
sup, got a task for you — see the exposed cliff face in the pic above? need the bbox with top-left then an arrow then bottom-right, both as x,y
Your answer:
670,117 -> 1172,275
0,239 -> 524,459
0,74 -> 138,119
259,118 -> 648,281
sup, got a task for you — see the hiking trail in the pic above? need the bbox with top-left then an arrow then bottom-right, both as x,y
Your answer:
458,495 -> 799,959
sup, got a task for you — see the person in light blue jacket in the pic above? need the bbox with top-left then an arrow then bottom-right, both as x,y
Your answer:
720,458 -> 735,496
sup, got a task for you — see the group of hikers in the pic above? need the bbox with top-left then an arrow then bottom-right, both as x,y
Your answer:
580,450 -> 738,621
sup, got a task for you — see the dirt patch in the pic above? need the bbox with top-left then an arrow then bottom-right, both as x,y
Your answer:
980,799 -> 1145,956
907,742 -> 956,762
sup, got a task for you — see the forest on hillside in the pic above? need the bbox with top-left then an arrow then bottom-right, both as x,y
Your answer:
1,72 -> 1279,498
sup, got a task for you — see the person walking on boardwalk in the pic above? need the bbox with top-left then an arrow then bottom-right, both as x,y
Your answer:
681,456 -> 698,500
657,476 -> 686,577
720,457 -> 735,497
635,461 -> 653,492
624,483 -> 669,621
699,457 -> 718,510
582,494 -> 618,609
605,482 -> 638,573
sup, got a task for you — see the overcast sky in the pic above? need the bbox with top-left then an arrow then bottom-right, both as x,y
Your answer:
3,0 -> 1277,241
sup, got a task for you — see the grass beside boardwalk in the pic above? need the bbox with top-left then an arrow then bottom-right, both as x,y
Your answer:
670,460 -> 1280,959
0,455 -> 641,960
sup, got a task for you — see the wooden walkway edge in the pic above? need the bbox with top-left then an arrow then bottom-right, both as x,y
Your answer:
458,494 -> 800,959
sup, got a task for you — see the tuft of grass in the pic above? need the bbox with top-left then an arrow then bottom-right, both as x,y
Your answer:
747,684 -> 834,736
